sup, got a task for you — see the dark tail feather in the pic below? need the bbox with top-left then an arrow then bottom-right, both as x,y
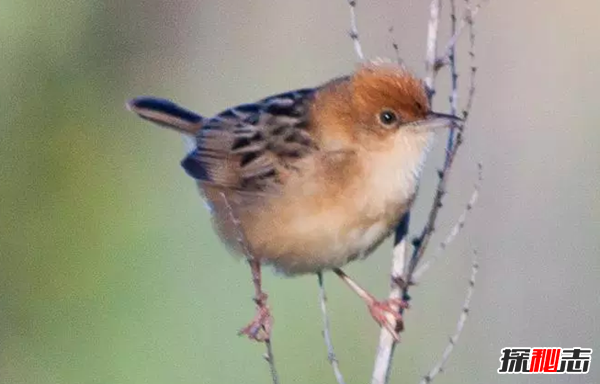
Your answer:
126,96 -> 203,135
181,150 -> 210,181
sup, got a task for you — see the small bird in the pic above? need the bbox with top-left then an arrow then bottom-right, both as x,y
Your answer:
127,61 -> 459,341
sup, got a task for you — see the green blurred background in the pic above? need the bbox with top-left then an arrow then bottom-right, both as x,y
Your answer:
1,1 -> 598,383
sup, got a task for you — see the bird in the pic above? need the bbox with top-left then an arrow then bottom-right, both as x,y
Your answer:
127,61 -> 459,341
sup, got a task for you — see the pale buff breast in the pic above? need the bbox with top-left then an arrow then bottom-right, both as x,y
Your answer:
238,136 -> 430,275
205,131 -> 433,275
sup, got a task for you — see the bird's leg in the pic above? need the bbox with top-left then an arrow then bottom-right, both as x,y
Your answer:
333,268 -> 409,340
238,258 -> 273,342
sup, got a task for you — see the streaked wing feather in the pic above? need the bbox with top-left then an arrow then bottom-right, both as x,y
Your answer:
181,88 -> 317,193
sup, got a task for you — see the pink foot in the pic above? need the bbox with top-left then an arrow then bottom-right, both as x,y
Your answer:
238,294 -> 272,342
367,298 -> 409,340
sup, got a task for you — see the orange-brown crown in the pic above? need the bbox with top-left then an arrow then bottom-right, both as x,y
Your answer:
310,62 -> 430,148
351,62 -> 429,125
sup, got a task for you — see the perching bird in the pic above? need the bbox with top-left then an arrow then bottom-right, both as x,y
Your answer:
127,61 -> 459,341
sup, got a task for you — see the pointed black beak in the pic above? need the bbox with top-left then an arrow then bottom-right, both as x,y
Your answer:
417,111 -> 463,130
427,111 -> 463,122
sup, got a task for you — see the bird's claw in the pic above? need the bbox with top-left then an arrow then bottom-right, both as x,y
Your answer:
368,298 -> 409,341
238,294 -> 272,342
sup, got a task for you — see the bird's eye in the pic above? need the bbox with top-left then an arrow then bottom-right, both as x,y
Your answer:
378,110 -> 399,127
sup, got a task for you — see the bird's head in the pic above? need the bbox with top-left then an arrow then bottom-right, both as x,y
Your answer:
312,61 -> 460,153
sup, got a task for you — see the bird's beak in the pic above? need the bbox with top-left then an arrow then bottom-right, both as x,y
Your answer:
416,111 -> 462,131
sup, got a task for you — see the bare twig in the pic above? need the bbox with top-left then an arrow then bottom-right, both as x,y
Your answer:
406,0 -> 483,286
221,192 -> 253,259
462,0 -> 477,121
435,0 -> 488,71
372,0 -> 484,382
346,0 -> 365,60
388,27 -> 404,65
446,0 -> 459,160
264,342 -> 281,384
317,272 -> 346,384
413,163 -> 482,281
420,251 -> 479,384
371,216 -> 409,384
407,0 -> 482,283
220,193 -> 280,384
424,0 -> 442,98
372,1 -> 444,382
406,139 -> 460,284
410,4 -> 481,383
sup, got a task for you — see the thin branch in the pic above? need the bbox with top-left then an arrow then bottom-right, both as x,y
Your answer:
220,192 -> 253,260
420,251 -> 479,384
220,192 -> 280,384
263,342 -> 281,384
388,27 -> 404,65
406,140 -> 459,283
318,272 -> 346,384
424,0 -> 442,98
446,0 -> 459,161
413,5 -> 481,383
372,0 -> 443,381
413,163 -> 482,282
346,0 -> 365,60
435,0 -> 488,71
405,40 -> 466,319
372,0 -> 485,382
405,0 -> 484,286
371,216 -> 410,384
462,0 -> 477,122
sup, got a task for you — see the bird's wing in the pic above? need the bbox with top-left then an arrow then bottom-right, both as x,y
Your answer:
182,88 -> 318,194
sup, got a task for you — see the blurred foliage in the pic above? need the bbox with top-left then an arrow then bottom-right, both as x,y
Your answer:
0,2 -> 370,383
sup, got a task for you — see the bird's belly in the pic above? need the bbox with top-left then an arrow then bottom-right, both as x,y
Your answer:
245,193 -> 405,276
223,149 -> 417,275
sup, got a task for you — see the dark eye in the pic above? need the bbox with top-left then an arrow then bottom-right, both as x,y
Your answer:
378,110 -> 398,126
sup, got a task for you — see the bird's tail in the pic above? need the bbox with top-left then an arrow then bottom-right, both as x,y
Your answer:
126,96 -> 203,136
